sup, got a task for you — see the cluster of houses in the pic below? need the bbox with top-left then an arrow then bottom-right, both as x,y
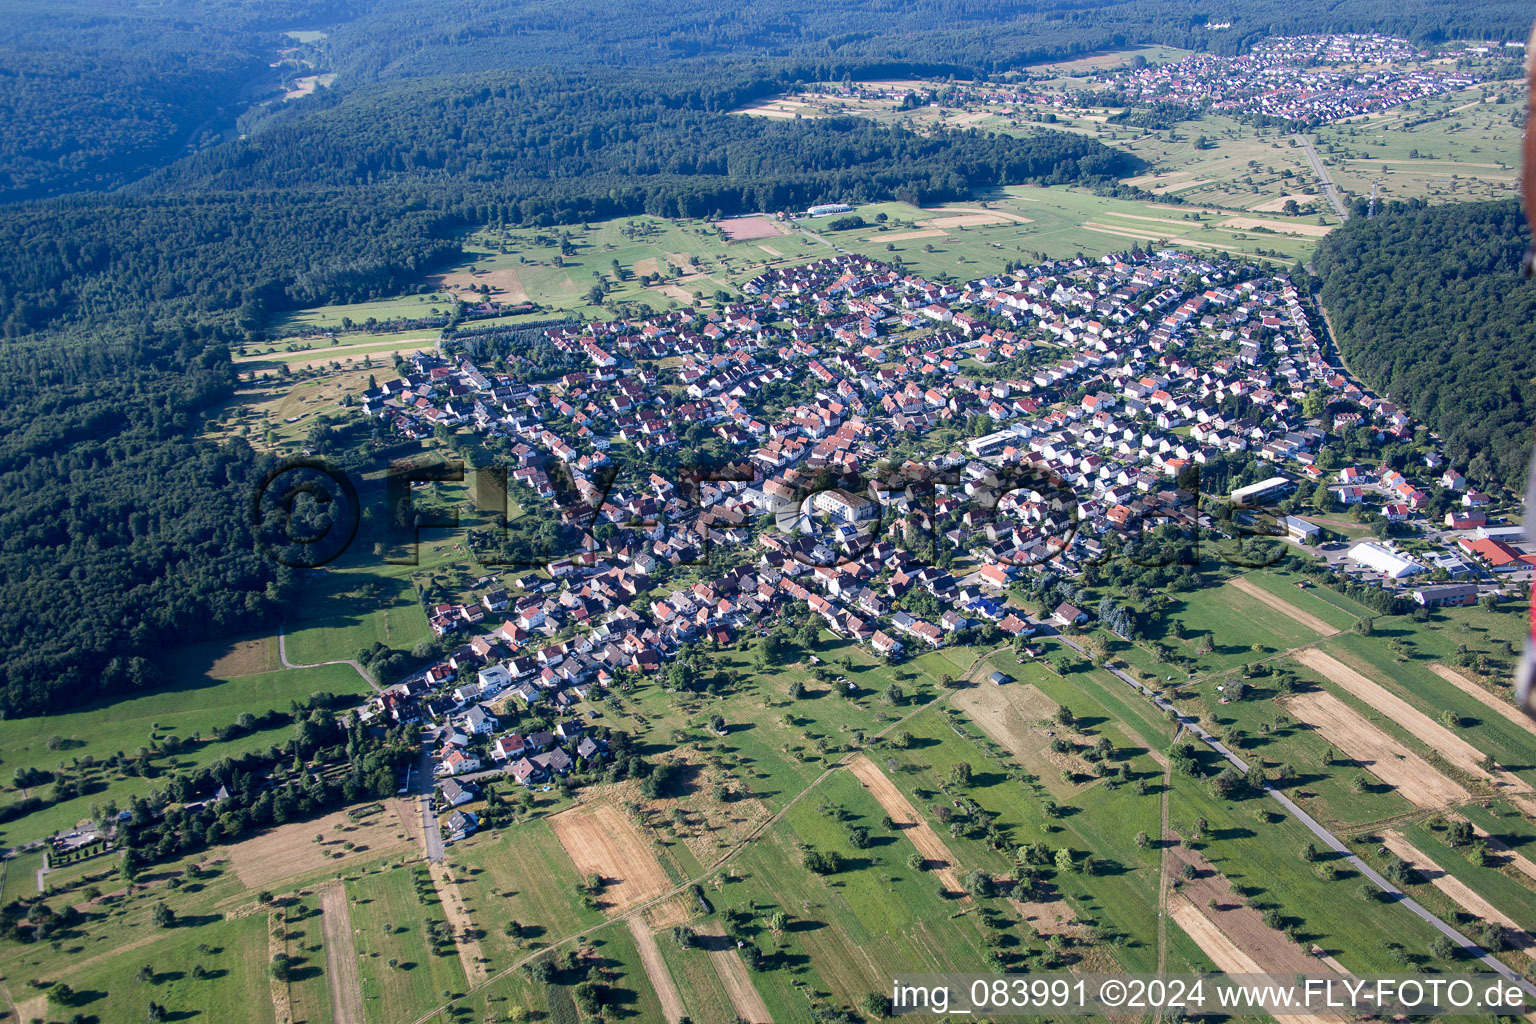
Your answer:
1089,34 -> 1478,124
353,244 -> 1516,831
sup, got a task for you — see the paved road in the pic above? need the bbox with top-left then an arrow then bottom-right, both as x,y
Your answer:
415,744 -> 445,862
1294,134 -> 1349,221
791,219 -> 852,254
1053,632 -> 1536,998
278,624 -> 380,694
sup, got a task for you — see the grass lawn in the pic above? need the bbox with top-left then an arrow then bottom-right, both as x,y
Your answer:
49,911 -> 277,1024
347,862 -> 469,1020
1166,771 -> 1461,973
0,661 -> 368,847
444,817 -> 608,965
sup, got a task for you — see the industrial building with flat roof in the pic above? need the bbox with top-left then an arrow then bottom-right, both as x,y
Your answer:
1347,541 -> 1424,579
1229,476 -> 1294,506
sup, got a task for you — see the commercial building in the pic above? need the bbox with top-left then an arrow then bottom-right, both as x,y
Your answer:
1346,541 -> 1424,579
1230,476 -> 1294,506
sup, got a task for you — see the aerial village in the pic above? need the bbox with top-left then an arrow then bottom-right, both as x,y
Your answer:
352,246 -> 1533,842
823,34 -> 1487,126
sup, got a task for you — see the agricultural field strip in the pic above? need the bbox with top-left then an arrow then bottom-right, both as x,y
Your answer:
1282,688 -> 1469,809
428,861 -> 489,982
318,879 -> 365,1024
1381,831 -> 1536,963
1227,576 -> 1338,636
1167,896 -> 1343,1024
403,646 -> 1008,1024
1297,648 -> 1536,804
695,919 -> 775,1023
626,917 -> 687,1024
846,754 -> 970,901
1052,632 -> 1536,997
1428,664 -> 1536,740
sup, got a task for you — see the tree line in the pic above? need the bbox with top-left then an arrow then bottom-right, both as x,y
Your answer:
1314,198 -> 1536,492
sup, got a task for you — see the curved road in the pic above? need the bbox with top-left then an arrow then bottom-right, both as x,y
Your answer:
1054,632 -> 1536,998
277,624 -> 380,694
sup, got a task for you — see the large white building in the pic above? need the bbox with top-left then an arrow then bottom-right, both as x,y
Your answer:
1230,476 -> 1294,506
1347,541 -> 1424,579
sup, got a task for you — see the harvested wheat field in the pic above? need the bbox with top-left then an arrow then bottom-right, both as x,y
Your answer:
922,205 -> 1033,224
628,917 -> 687,1023
870,228 -> 945,242
1382,832 -> 1535,962
648,284 -> 697,303
434,267 -> 530,304
951,682 -> 1057,762
317,881 -> 365,1024
1284,689 -> 1469,809
1429,664 -> 1536,739
1220,216 -> 1334,237
696,920 -> 774,1023
718,216 -> 786,241
846,754 -> 969,901
1297,649 -> 1533,802
1170,843 -> 1348,976
1009,895 -> 1082,938
642,897 -> 691,929
548,801 -> 671,913
1228,577 -> 1337,635
1168,895 -> 1343,1024
921,213 -> 1015,228
229,803 -> 415,888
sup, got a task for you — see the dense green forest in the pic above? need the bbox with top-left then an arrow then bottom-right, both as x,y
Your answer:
0,0 -> 371,201
7,0 -> 1535,201
317,0 -> 1536,80
1314,199 -> 1536,492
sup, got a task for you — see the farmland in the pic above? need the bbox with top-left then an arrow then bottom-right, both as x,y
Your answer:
3,564 -> 1534,1022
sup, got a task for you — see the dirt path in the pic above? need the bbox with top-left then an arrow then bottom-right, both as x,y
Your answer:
14,995 -> 45,1024
846,754 -> 970,902
429,862 -> 489,982
549,802 -> 672,912
1382,831 -> 1536,962
1429,664 -> 1536,739
626,917 -> 687,1023
1229,577 -> 1338,635
696,920 -> 774,1023
278,624 -> 380,693
317,881 -> 365,1024
1297,648 -> 1534,803
1284,689 -> 1469,808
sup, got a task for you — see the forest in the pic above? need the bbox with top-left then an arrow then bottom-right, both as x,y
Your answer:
1313,199 -> 1536,492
